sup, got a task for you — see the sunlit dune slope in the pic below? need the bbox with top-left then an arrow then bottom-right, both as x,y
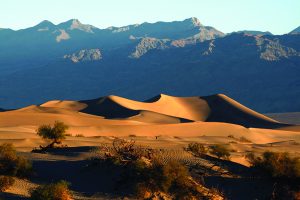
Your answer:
77,94 -> 287,128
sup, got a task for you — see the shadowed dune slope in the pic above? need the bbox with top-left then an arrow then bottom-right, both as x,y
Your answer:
79,97 -> 140,118
201,94 -> 288,128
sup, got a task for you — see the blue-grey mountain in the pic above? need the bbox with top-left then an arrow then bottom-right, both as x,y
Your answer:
0,17 -> 300,113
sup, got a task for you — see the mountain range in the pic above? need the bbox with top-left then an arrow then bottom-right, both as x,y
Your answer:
0,17 -> 300,113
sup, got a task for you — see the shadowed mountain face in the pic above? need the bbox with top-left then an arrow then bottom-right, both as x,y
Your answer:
233,30 -> 273,36
290,26 -> 300,34
0,18 -> 300,113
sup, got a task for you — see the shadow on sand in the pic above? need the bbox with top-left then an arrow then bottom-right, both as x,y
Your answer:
0,193 -> 29,200
32,146 -> 98,157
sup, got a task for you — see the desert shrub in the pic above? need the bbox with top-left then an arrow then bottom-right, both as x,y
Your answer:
132,160 -> 202,199
186,143 -> 208,157
228,135 -> 235,139
239,136 -> 251,143
36,121 -> 69,148
246,151 -> 300,178
110,138 -> 152,163
128,134 -> 137,137
30,180 -> 72,200
0,143 -> 32,177
96,139 -> 222,199
270,182 -> 300,200
209,145 -> 231,160
0,176 -> 15,192
75,134 -> 84,137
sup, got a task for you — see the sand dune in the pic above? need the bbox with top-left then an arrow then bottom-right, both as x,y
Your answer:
0,93 -> 298,146
126,110 -> 185,124
77,94 -> 288,128
40,100 -> 87,111
276,125 -> 300,132
0,107 -> 145,127
201,94 -> 287,128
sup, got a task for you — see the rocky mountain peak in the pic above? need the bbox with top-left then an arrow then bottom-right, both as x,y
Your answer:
58,19 -> 96,33
189,17 -> 201,27
64,49 -> 102,63
35,20 -> 55,31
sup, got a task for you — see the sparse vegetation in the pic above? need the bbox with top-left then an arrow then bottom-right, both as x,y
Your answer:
0,143 -> 31,192
108,138 -> 153,164
239,136 -> 251,143
94,139 -> 223,199
0,176 -> 15,192
133,160 -> 204,199
0,143 -> 32,177
186,143 -> 208,158
209,145 -> 231,160
128,134 -> 137,137
36,121 -> 69,149
30,180 -> 72,200
227,135 -> 251,143
75,134 -> 84,137
246,151 -> 300,178
270,182 -> 300,200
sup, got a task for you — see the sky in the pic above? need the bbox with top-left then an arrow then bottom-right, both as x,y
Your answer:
0,0 -> 300,35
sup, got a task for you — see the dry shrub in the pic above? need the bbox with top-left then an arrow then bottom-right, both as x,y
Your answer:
209,145 -> 231,160
186,143 -> 208,158
30,180 -> 72,200
239,136 -> 251,143
96,139 -> 223,199
0,143 -> 32,177
133,160 -> 207,199
128,134 -> 137,137
0,175 -> 15,192
100,138 -> 154,165
246,151 -> 300,178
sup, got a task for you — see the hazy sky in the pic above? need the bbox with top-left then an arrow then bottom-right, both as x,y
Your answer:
1,0 -> 299,34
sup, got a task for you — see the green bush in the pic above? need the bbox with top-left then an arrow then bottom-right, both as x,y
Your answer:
0,143 -> 32,177
36,121 -> 69,148
186,143 -> 208,157
0,175 -> 15,192
209,145 -> 231,160
246,151 -> 300,178
30,180 -> 72,200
